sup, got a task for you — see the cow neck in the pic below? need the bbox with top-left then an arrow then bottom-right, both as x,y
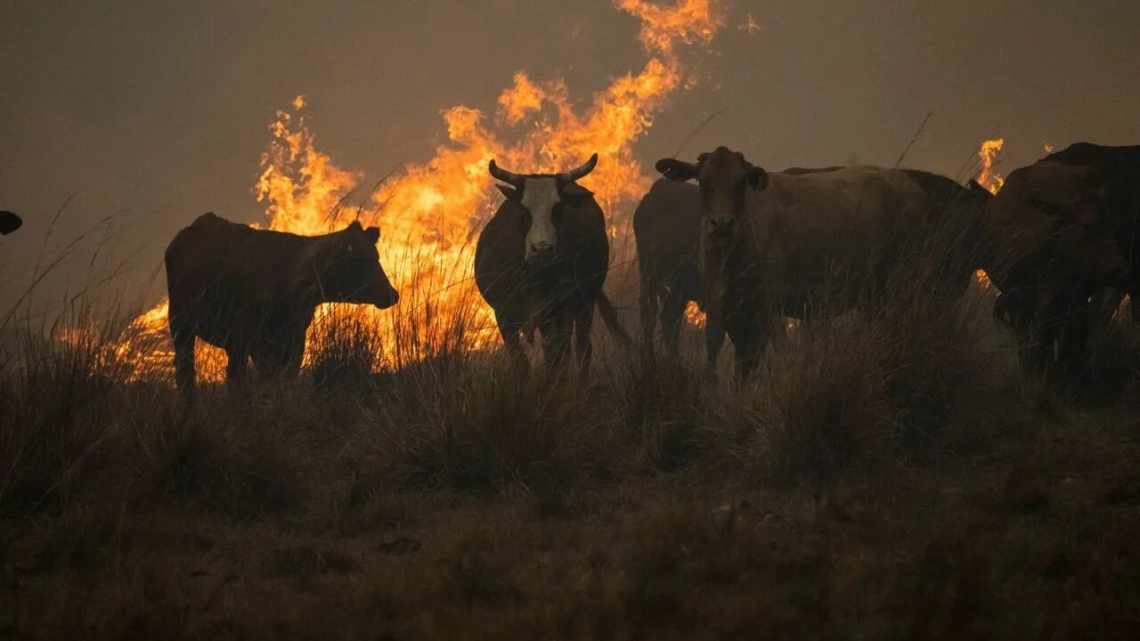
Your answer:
698,228 -> 735,330
294,232 -> 342,309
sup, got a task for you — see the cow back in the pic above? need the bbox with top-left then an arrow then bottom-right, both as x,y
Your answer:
165,213 -> 327,346
729,167 -> 934,311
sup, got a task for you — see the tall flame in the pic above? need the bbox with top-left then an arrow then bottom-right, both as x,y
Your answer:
107,0 -> 726,383
976,138 -> 1005,195
971,137 -> 1009,289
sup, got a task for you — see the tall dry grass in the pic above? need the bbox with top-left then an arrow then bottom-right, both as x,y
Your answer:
0,205 -> 1057,518
5,203 -> 1140,639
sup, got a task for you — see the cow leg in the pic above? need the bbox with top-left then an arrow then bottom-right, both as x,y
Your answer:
495,312 -> 529,373
254,330 -> 306,382
659,286 -> 688,360
704,321 -> 725,377
729,304 -> 766,385
225,344 -> 250,395
1059,290 -> 1095,379
282,337 -> 305,380
639,284 -> 660,368
574,303 -> 595,381
170,314 -> 197,403
540,312 -> 573,373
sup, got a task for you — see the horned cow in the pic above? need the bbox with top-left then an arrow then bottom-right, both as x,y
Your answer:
474,153 -> 632,378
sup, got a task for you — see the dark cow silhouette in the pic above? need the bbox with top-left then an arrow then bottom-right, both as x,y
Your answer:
165,213 -> 399,399
653,146 -> 989,380
635,165 -> 877,366
474,153 -> 632,377
0,211 -> 22,235
982,142 -> 1138,374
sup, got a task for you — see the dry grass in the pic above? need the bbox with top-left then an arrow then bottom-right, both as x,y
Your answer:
3,229 -> 1140,640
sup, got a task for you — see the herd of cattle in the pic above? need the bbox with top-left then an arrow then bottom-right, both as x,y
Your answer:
4,143 -> 1138,400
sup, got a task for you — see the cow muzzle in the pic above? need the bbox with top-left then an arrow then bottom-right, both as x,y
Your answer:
704,215 -> 736,247
372,287 -> 400,309
525,241 -> 557,268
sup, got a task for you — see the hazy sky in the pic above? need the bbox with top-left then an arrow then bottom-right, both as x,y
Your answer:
2,0 -> 1138,312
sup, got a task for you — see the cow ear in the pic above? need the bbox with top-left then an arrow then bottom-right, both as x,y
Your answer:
347,220 -> 363,232
655,158 -> 699,182
365,226 -> 380,243
559,182 -> 594,205
0,210 -> 22,235
747,166 -> 769,191
497,184 -> 522,201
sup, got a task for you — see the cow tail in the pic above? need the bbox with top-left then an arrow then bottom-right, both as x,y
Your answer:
596,291 -> 634,350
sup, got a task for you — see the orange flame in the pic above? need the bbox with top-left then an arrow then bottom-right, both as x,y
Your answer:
107,0 -> 725,383
976,138 -> 1005,195
971,138 -> 1007,289
683,301 -> 706,328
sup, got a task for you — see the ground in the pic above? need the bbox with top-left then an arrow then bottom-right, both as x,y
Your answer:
4,284 -> 1140,640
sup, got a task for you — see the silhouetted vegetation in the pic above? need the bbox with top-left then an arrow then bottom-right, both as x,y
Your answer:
3,238 -> 1140,640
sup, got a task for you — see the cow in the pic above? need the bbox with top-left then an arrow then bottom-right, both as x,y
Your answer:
653,146 -> 989,380
635,165 -> 872,367
474,153 -> 632,378
0,211 -> 22,235
164,213 -> 399,400
633,178 -> 705,364
981,143 -> 1138,375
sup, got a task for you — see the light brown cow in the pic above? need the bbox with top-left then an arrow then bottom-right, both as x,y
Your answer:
654,146 -> 986,380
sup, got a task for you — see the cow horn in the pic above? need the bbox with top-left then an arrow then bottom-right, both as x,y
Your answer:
561,153 -> 598,182
489,159 -> 525,188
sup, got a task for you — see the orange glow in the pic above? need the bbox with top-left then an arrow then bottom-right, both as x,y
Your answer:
683,301 -> 706,328
617,0 -> 722,54
974,269 -> 993,290
107,0 -> 725,383
972,138 -> 1005,289
976,138 -> 1005,195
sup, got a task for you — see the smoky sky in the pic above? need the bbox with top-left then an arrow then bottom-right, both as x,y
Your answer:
2,0 -> 1138,312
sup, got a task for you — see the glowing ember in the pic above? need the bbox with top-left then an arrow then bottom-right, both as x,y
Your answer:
108,0 -> 726,383
976,138 -> 1005,195
974,269 -> 994,290
683,301 -> 706,328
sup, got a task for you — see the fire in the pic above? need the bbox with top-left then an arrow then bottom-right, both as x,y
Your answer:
971,138 -> 1006,289
976,138 -> 1005,195
683,301 -> 706,328
107,0 -> 725,383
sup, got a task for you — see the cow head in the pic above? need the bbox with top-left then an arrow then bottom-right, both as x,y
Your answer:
489,153 -> 599,267
320,221 -> 399,309
985,160 -> 1131,371
654,146 -> 768,252
0,211 -> 22,235
989,161 -> 1122,290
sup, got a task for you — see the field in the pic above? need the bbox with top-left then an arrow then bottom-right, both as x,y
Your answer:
4,244 -> 1140,641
